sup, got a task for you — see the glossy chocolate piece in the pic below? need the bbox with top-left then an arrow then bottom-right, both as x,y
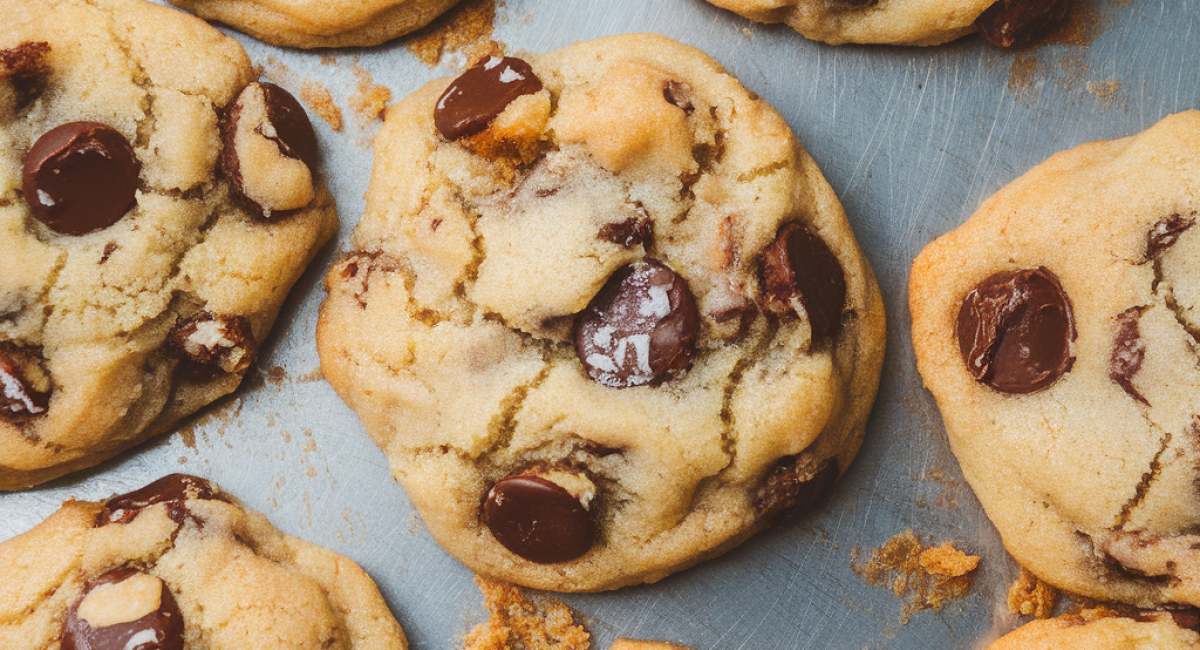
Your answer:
762,222 -> 847,343
221,82 -> 319,218
97,474 -> 227,527
576,259 -> 699,388
1147,214 -> 1195,258
168,312 -> 256,375
957,267 -> 1076,394
62,569 -> 184,650
754,456 -> 838,518
0,344 -> 49,420
482,474 -> 595,564
1110,308 -> 1149,406
975,0 -> 1070,48
23,122 -> 140,235
1,41 -> 50,112
434,56 -> 543,141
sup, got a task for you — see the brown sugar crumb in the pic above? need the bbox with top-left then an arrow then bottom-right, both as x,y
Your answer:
300,80 -> 343,131
406,0 -> 496,67
1007,568 -> 1059,619
349,67 -> 392,125
851,530 -> 980,624
463,578 -> 590,650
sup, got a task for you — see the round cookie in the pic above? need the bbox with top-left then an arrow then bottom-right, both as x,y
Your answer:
0,0 -> 338,489
910,111 -> 1200,607
0,474 -> 408,650
701,0 -> 1068,47
987,609 -> 1200,650
317,34 -> 886,591
166,0 -> 463,48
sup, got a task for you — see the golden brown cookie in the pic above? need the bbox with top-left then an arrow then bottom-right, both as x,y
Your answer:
987,609 -> 1200,650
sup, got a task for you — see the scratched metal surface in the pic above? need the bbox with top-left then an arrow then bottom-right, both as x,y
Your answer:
3,1 -> 1199,648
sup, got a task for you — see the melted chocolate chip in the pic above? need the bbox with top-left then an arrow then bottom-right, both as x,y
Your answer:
23,122 -> 140,235
1111,308 -> 1149,406
598,210 -> 653,249
975,0 -> 1070,48
1,41 -> 50,112
662,81 -> 694,114
957,267 -> 1076,394
97,474 -> 227,527
221,82 -> 318,218
482,474 -> 595,563
168,312 -> 255,376
1147,214 -> 1196,258
0,344 -> 50,421
761,222 -> 847,343
754,455 -> 838,519
575,259 -> 699,388
62,569 -> 183,650
434,56 -> 543,141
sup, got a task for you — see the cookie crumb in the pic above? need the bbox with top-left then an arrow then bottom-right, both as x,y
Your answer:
463,578 -> 590,650
406,0 -> 496,67
1007,568 -> 1058,619
1085,79 -> 1120,108
851,530 -> 979,624
350,67 -> 392,125
300,81 -> 343,131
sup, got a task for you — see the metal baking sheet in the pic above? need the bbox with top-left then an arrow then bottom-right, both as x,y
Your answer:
4,1 -> 1199,648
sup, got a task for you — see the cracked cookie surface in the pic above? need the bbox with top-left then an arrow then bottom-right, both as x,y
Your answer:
702,0 -> 1068,47
0,0 -> 337,489
910,111 -> 1200,607
166,0 -> 464,48
317,34 -> 885,591
0,474 -> 408,650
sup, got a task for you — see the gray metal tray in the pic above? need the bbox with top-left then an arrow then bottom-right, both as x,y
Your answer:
4,1 -> 1199,648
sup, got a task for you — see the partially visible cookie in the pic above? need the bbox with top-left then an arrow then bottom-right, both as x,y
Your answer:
318,34 -> 885,591
0,0 -> 337,489
987,609 -> 1200,650
166,0 -> 463,48
611,640 -> 697,650
910,111 -> 1200,607
0,474 -> 407,650
702,0 -> 1068,47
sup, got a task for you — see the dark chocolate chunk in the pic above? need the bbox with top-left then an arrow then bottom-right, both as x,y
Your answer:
221,82 -> 319,218
1,41 -> 50,112
957,267 -> 1076,394
62,568 -> 184,650
23,122 -> 140,235
575,259 -> 699,388
0,344 -> 50,420
97,474 -> 227,527
434,56 -> 542,141
598,209 -> 653,249
168,312 -> 255,376
762,222 -> 847,342
1110,307 -> 1149,406
662,81 -> 694,114
482,474 -> 595,564
754,455 -> 838,518
1147,214 -> 1196,258
975,0 -> 1070,48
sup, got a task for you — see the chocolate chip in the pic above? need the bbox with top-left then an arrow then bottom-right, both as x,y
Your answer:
62,569 -> 184,650
23,122 -> 140,235
1111,307 -> 1149,406
957,267 -> 1076,394
434,56 -> 543,141
0,344 -> 50,421
575,259 -> 699,388
97,474 -> 227,527
168,312 -> 255,376
1,41 -> 50,112
761,222 -> 847,343
598,210 -> 653,249
753,455 -> 838,519
481,474 -> 595,564
221,82 -> 319,219
662,81 -> 694,114
975,0 -> 1070,48
1147,214 -> 1195,258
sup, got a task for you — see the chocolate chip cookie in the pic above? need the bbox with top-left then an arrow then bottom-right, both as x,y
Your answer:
0,0 -> 337,489
317,34 -> 886,591
910,111 -> 1200,607
166,0 -> 463,48
0,474 -> 408,650
703,0 -> 1068,46
987,609 -> 1200,650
